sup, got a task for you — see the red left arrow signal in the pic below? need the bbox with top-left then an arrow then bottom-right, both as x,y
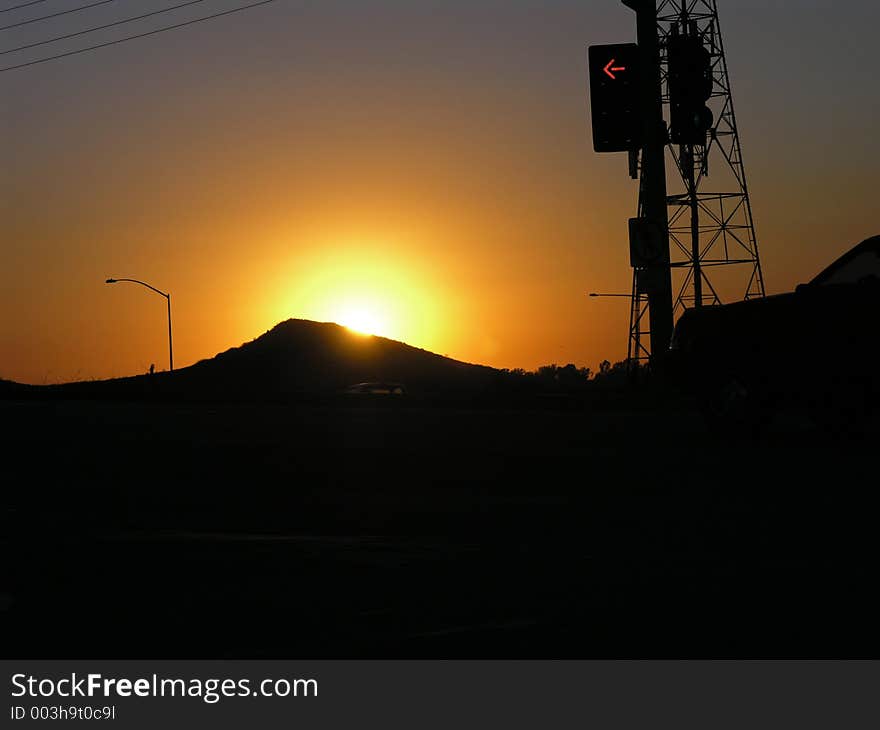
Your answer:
604,59 -> 627,80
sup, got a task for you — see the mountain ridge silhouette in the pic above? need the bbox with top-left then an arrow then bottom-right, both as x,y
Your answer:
1,319 -> 501,400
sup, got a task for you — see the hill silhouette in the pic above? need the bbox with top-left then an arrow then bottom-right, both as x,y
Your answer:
182,319 -> 499,397
5,319 -> 501,401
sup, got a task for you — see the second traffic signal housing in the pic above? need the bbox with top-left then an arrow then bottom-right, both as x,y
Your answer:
667,35 -> 714,146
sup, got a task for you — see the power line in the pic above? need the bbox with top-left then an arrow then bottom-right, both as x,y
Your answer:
2,0 -> 210,56
0,0 -> 276,72
0,0 -> 121,32
1,1 -> 52,13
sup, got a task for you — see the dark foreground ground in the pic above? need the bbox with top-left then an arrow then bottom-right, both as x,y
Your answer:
2,394 -> 877,657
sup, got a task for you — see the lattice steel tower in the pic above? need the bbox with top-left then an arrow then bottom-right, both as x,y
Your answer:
628,0 -> 766,365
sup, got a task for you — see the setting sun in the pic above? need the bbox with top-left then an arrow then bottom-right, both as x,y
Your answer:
264,240 -> 450,353
334,302 -> 391,337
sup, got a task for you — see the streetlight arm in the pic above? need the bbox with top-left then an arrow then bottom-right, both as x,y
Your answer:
106,277 -> 169,299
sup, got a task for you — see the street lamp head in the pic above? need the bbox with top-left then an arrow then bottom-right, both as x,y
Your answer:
589,293 -> 598,297
105,278 -> 117,284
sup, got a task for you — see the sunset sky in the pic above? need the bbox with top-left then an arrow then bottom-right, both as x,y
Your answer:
2,0 -> 878,383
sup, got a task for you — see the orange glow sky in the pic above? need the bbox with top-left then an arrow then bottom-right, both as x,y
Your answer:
2,1 -> 878,383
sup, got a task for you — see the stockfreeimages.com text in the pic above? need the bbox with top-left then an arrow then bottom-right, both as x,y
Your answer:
10,673 -> 317,704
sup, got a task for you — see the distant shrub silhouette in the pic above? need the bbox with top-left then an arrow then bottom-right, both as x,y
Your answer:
497,362 -> 596,394
592,359 -> 652,388
535,363 -> 593,387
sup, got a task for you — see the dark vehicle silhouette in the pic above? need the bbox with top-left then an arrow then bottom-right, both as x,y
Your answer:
344,381 -> 407,395
670,235 -> 880,433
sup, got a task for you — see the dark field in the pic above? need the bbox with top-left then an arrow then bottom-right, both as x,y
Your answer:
2,396 -> 877,657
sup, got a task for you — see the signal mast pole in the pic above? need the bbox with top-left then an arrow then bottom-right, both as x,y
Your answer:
624,0 -> 673,364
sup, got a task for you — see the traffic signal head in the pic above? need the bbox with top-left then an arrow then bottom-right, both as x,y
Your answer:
667,35 -> 714,145
588,43 -> 642,153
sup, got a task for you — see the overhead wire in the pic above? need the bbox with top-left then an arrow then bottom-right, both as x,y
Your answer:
1,1 -> 53,13
0,0 -> 277,73
1,0 -> 210,56
0,0 -> 122,32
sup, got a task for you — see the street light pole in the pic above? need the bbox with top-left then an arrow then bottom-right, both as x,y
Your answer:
105,277 -> 174,372
166,292 -> 173,373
